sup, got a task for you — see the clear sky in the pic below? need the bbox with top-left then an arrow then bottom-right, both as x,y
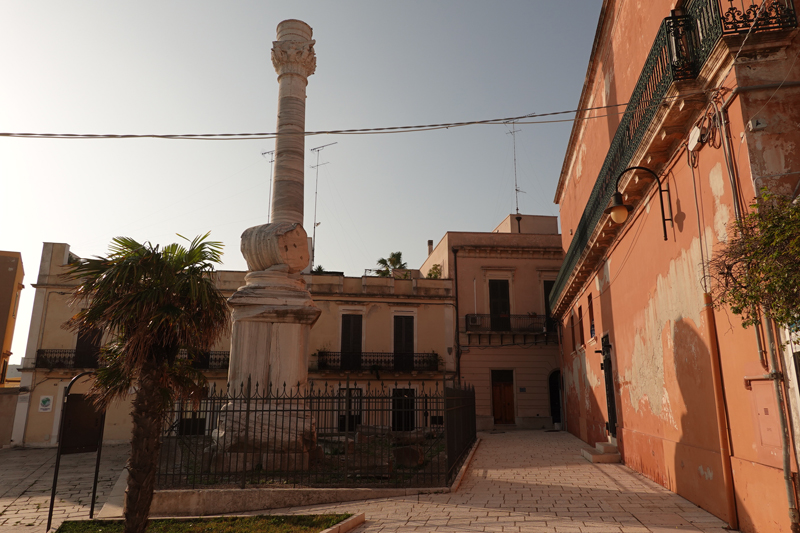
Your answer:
1,1 -> 603,365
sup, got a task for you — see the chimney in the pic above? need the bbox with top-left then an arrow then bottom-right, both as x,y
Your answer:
427,240 -> 433,256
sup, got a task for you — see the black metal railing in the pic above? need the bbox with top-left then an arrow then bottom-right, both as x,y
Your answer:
177,350 -> 231,370
464,314 -> 552,334
35,349 -> 230,370
35,349 -> 99,369
688,0 -> 797,66
156,377 -> 476,489
549,0 -> 797,313
317,352 -> 439,372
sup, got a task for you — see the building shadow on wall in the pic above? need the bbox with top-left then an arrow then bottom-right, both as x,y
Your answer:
671,317 -> 737,524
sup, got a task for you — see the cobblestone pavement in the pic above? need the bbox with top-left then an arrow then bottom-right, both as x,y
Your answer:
257,430 -> 731,533
0,444 -> 128,532
0,431 -> 731,532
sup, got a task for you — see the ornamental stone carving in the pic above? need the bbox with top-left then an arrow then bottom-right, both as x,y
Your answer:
271,39 -> 316,78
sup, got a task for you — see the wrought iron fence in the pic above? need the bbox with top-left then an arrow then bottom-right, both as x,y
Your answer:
317,352 -> 438,372
548,1 -> 797,314
156,377 -> 476,490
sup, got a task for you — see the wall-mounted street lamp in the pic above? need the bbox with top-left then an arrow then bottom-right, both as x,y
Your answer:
603,166 -> 671,241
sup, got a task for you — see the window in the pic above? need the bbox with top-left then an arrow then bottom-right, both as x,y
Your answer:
588,294 -> 595,339
75,324 -> 102,368
569,313 -> 576,352
338,388 -> 362,432
578,306 -> 585,346
341,314 -> 363,371
393,315 -> 414,371
489,279 -> 511,331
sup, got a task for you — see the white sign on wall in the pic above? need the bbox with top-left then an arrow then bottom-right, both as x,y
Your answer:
38,396 -> 53,413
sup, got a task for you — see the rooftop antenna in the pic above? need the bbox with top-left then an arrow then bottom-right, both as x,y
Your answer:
310,142 -> 337,269
261,150 -> 275,222
506,122 -> 524,214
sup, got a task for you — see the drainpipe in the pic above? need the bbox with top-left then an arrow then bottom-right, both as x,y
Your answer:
452,247 -> 461,380
762,311 -> 800,532
702,293 -> 739,530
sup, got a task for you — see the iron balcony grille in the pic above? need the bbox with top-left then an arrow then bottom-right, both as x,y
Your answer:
464,314 -> 551,334
548,0 -> 797,314
156,378 -> 477,489
177,350 -> 231,370
317,352 -> 439,372
36,349 -> 231,370
35,349 -> 99,369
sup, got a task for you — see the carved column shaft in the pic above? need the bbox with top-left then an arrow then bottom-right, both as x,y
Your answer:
271,19 -> 316,226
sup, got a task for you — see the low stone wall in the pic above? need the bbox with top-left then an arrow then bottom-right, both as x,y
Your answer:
150,487 -> 448,517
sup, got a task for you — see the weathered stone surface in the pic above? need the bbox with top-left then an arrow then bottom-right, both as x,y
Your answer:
240,222 -> 308,273
392,445 -> 424,468
213,401 -> 316,454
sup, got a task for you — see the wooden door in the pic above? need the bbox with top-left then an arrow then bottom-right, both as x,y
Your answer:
491,370 -> 515,424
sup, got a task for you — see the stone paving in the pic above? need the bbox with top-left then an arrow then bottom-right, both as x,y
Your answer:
255,430 -> 731,533
0,444 -> 128,532
0,431 -> 731,532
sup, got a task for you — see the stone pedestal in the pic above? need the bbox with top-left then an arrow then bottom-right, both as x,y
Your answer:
227,266 -> 320,390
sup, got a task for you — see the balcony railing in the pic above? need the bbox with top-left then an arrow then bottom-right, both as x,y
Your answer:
464,314 -> 552,334
35,349 -> 230,370
549,0 -> 797,314
36,349 -> 99,369
317,352 -> 439,372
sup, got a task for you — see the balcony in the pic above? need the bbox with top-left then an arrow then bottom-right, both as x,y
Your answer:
35,349 -> 230,370
463,314 -> 557,345
36,349 -> 99,369
317,352 -> 439,372
550,0 -> 797,317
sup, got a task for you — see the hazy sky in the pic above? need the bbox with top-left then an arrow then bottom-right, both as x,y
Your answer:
1,1 -> 602,365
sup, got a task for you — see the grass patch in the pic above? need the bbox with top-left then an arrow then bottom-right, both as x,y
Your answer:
55,514 -> 352,533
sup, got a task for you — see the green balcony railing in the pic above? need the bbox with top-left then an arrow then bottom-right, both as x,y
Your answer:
549,0 -> 797,315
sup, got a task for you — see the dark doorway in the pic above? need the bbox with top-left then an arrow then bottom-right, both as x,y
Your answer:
341,314 -> 363,371
338,388 -> 362,432
61,394 -> 104,454
392,388 -> 415,431
491,370 -> 515,424
601,335 -> 618,438
75,326 -> 101,368
489,280 -> 511,331
548,370 -> 562,424
393,315 -> 414,372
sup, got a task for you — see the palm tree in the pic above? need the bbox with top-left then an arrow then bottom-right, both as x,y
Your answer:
376,251 -> 407,278
64,234 -> 230,533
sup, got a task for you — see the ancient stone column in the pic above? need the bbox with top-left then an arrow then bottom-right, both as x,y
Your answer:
226,19 -> 321,393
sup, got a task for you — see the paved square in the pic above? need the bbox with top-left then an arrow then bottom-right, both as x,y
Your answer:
0,444 -> 129,532
255,430 -> 730,532
0,431 -> 731,532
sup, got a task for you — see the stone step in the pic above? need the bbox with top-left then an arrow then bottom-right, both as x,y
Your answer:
581,447 -> 621,463
596,442 -> 618,454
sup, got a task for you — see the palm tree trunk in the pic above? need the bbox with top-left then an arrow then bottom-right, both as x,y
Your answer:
124,361 -> 164,533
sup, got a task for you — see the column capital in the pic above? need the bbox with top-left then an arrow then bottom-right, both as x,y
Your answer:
271,39 -> 316,78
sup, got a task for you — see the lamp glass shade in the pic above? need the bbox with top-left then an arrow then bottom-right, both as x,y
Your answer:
608,204 -> 629,224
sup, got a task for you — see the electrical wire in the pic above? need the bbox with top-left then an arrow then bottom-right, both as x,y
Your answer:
0,94 -> 704,141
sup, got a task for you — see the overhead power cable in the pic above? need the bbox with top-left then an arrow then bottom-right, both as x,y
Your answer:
0,91 -> 707,141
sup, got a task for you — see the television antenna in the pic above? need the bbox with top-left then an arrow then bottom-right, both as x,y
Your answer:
506,122 -> 524,214
310,142 -> 337,269
261,150 -> 275,222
